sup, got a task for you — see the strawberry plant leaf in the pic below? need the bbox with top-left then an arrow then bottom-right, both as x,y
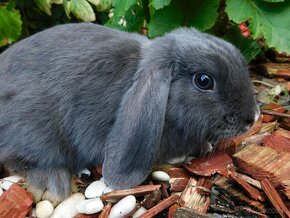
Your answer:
226,0 -> 290,54
184,0 -> 220,31
0,5 -> 22,47
149,0 -> 171,10
148,1 -> 183,37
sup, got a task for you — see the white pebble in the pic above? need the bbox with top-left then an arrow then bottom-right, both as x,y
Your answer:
85,180 -> 107,198
0,187 -> 3,196
76,198 -> 104,214
35,200 -> 54,218
51,193 -> 85,218
151,171 -> 170,182
77,168 -> 91,178
108,195 -> 136,218
132,206 -> 147,218
0,175 -> 23,190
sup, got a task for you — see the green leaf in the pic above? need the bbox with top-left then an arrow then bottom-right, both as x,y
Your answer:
260,0 -> 284,2
63,0 -> 71,18
51,0 -> 63,4
148,0 -> 220,37
34,0 -> 52,15
112,0 -> 137,17
226,0 -> 290,54
106,3 -> 144,32
106,0 -> 141,31
86,0 -> 100,6
185,0 -> 220,31
0,5 -> 22,47
70,0 -> 96,21
149,0 -> 171,10
148,1 -> 183,37
224,26 -> 262,63
96,0 -> 112,12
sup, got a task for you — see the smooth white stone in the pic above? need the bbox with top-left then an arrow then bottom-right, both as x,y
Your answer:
132,206 -> 147,218
85,180 -> 107,198
108,195 -> 136,218
0,187 -> 3,196
0,175 -> 23,190
76,198 -> 104,214
51,193 -> 85,218
35,200 -> 54,218
151,171 -> 170,182
77,168 -> 91,178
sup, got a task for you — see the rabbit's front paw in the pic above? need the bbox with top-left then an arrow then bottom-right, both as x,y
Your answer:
24,168 -> 72,206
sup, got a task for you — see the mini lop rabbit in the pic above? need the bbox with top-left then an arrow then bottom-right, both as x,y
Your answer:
0,23 -> 259,202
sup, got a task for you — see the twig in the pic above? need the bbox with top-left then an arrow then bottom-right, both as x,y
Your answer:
261,110 -> 290,118
252,80 -> 275,88
100,184 -> 161,201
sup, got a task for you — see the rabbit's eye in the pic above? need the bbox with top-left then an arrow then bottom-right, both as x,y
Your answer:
193,73 -> 214,90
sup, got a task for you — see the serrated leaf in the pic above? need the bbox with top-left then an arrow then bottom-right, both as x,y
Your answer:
224,26 -> 262,63
0,6 -> 22,47
226,0 -> 290,54
185,0 -> 220,31
149,0 -> 171,10
96,0 -> 112,12
148,1 -> 183,37
34,0 -> 52,15
70,0 -> 96,21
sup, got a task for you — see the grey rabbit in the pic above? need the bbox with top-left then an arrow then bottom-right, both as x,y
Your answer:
0,23 -> 259,202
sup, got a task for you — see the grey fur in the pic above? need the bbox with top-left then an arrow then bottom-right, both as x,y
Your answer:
0,23 -> 258,197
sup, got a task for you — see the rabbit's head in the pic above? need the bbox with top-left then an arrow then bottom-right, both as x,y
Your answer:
103,28 -> 259,189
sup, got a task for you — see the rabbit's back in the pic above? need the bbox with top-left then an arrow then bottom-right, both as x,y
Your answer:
0,23 -> 146,171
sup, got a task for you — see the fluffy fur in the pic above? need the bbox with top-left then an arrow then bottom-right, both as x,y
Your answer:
0,23 -> 258,198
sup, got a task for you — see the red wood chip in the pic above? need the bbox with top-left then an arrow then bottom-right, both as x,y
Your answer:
233,144 -> 290,187
0,183 -> 33,218
229,171 -> 265,201
179,178 -> 211,214
98,203 -> 112,218
261,179 -> 290,218
183,152 -> 234,177
168,203 -> 180,218
168,167 -> 190,192
139,194 -> 179,218
263,132 -> 290,153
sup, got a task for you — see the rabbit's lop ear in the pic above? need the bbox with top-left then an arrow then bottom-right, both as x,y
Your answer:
103,57 -> 172,189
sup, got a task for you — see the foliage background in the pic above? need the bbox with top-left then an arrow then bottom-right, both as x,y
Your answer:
1,0 -> 290,62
